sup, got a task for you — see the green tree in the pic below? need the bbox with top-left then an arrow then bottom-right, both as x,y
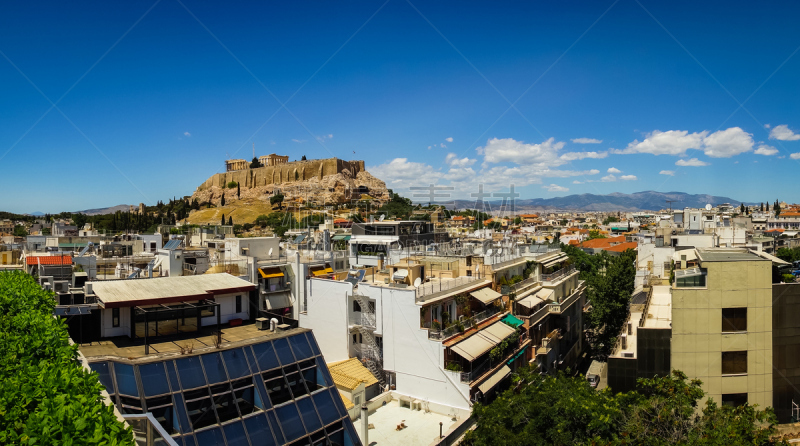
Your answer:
220,193 -> 226,207
301,155 -> 307,160
514,216 -> 522,225
228,216 -> 233,226
237,182 -> 240,198
270,194 -> 284,210
72,213 -> 89,229
250,157 -> 262,168
227,181 -> 238,189
588,229 -> 605,240
774,200 -> 782,217
603,216 -> 620,225
221,213 -> 225,226
12,225 -> 27,237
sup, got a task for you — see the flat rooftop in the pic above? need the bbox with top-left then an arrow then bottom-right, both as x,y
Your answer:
356,400 -> 459,446
643,285 -> 672,329
696,248 -> 766,263
89,273 -> 255,308
79,323 -> 307,362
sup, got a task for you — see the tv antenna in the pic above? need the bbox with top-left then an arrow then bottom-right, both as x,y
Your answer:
666,200 -> 676,212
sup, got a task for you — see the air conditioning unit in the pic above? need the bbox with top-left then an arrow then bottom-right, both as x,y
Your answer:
621,334 -> 628,350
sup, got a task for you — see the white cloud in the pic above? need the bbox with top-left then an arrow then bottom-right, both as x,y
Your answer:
620,175 -> 637,181
675,158 -> 709,167
769,124 -> 800,141
702,127 -> 753,157
619,130 -> 706,156
617,127 -> 754,158
607,167 -> 621,174
445,137 -> 453,143
659,170 -> 675,176
291,139 -> 307,143
559,151 -> 607,161
754,144 -> 779,156
543,184 -> 569,192
479,137 -> 565,165
184,132 -> 191,137
369,158 -> 440,189
315,134 -> 334,142
601,174 -> 617,182
765,124 -> 771,129
571,138 -> 602,144
791,153 -> 800,160
445,153 -> 476,168
573,180 -> 583,184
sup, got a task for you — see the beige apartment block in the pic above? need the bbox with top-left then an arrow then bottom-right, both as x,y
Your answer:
671,248 -> 772,409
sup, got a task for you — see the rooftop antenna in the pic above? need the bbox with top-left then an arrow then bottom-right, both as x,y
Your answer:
252,142 -> 255,160
666,199 -> 676,212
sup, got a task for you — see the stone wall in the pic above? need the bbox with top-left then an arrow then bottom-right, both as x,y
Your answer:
199,158 -> 365,190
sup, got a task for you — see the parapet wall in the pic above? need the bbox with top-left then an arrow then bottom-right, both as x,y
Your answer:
198,158 -> 366,190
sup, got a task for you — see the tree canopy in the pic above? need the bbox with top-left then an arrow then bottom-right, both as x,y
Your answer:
463,368 -> 784,446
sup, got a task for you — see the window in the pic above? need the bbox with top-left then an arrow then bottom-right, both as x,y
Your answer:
722,351 -> 747,375
236,295 -> 242,314
722,308 -> 747,332
112,308 -> 120,327
722,393 -> 748,407
352,300 -> 361,312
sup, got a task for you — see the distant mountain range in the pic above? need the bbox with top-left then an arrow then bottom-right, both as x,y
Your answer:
450,191 -> 752,212
71,205 -> 132,216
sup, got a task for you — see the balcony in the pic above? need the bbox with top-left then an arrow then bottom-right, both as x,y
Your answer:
541,265 -> 576,284
415,275 -> 485,303
426,306 -> 500,341
262,283 -> 291,294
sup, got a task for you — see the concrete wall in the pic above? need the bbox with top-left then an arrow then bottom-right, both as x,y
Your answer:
772,283 -> 800,422
671,259 -> 773,410
299,278 -> 352,363
199,158 -> 365,190
101,306 -> 131,338
225,237 -> 280,262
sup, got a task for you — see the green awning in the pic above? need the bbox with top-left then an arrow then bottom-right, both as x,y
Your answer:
507,346 -> 527,365
331,235 -> 351,241
501,314 -> 524,328
59,243 -> 88,248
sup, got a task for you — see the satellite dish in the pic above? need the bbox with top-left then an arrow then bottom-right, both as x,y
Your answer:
379,214 -> 385,221
268,247 -> 273,256
486,249 -> 493,257
413,277 -> 421,287
705,204 -> 712,211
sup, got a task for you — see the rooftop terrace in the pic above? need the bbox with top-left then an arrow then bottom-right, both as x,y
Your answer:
79,322 -> 307,362
356,400 -> 459,446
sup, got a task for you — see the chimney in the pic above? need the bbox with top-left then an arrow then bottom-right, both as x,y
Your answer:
361,403 -> 369,445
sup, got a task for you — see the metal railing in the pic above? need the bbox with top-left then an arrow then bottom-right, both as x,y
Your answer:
122,413 -> 179,446
490,254 -> 527,270
350,311 -> 376,329
427,306 -> 500,341
262,283 -> 291,293
416,276 -> 484,302
541,265 -> 576,283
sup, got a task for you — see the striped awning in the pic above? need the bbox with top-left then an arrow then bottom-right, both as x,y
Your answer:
478,365 -> 511,394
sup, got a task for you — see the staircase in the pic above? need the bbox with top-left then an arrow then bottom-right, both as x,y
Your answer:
351,293 -> 386,386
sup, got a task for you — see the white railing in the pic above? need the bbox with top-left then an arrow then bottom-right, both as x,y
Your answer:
416,276 -> 483,302
350,311 -> 377,329
541,265 -> 576,283
427,306 -> 500,341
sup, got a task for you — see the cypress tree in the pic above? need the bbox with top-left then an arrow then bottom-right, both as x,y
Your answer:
221,213 -> 225,226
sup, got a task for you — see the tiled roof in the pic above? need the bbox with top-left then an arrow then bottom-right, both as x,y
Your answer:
26,255 -> 72,266
568,240 -> 579,246
338,392 -> 354,410
327,358 -> 378,391
579,235 -> 626,249
605,242 -> 638,252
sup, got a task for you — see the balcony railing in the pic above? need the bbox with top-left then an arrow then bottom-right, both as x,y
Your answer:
122,413 -> 180,446
541,265 -> 576,283
262,283 -> 291,293
416,275 -> 484,302
427,306 -> 500,341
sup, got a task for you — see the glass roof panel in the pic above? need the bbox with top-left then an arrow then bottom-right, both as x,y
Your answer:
166,361 -> 181,392
243,414 -> 277,446
289,334 -> 314,361
266,410 -> 286,445
201,353 -> 228,384
222,421 -> 249,446
139,362 -> 170,397
176,357 -> 206,389
276,402 -> 306,443
312,390 -> 340,426
306,332 -> 321,356
273,338 -> 296,366
173,393 -> 192,435
89,361 -> 115,394
222,348 -> 250,379
114,363 -> 139,397
296,396 -> 323,434
252,341 -> 281,371
195,427 -> 226,446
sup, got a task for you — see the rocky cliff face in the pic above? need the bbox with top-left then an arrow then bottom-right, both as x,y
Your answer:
191,169 -> 389,208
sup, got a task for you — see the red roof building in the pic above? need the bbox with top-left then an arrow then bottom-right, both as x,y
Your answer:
26,255 -> 72,266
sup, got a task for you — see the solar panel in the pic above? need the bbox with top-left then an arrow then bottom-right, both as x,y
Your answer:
293,234 -> 306,244
164,239 -> 182,250
344,269 -> 365,286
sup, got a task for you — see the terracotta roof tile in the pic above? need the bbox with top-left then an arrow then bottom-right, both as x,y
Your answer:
605,242 -> 638,252
26,255 -> 72,266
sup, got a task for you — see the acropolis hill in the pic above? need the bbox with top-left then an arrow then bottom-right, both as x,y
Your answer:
189,155 -> 389,221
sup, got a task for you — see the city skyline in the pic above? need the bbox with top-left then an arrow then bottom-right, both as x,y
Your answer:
2,1 -> 800,213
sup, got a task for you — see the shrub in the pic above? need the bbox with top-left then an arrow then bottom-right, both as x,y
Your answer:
783,274 -> 795,283
227,181 -> 238,189
0,271 -> 133,445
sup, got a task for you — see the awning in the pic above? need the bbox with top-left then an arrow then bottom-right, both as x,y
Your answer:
478,365 -> 511,394
750,250 -> 790,265
516,295 -> 543,309
393,269 -> 409,280
450,321 -> 516,361
264,293 -> 292,310
331,234 -> 351,241
470,288 -> 502,304
310,266 -> 334,277
507,348 -> 527,365
258,267 -> 284,279
450,334 -> 496,361
541,254 -> 568,269
501,314 -> 524,328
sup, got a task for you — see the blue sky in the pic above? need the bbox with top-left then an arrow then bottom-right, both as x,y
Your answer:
2,1 -> 800,213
